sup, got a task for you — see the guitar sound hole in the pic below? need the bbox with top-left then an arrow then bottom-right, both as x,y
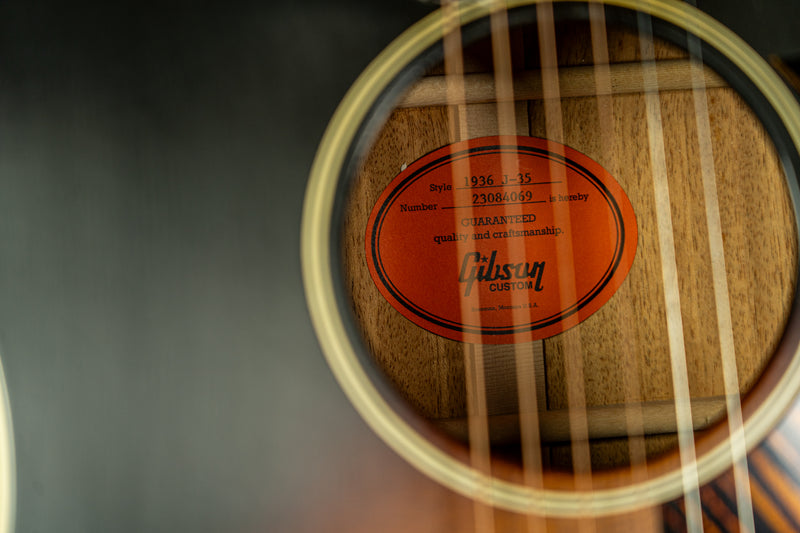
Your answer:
339,13 -> 798,477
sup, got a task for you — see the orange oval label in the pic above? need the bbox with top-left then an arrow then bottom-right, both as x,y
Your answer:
365,136 -> 637,344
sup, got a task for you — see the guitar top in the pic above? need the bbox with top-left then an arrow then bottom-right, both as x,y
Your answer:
0,1 -> 799,532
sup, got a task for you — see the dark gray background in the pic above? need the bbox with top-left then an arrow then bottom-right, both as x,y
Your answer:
0,1 -> 797,532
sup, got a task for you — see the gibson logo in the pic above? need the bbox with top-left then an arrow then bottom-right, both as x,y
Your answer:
458,250 -> 545,297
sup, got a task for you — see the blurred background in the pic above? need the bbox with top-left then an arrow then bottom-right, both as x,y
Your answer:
0,1 -> 798,531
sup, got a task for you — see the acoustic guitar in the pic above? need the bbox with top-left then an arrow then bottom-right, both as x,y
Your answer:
302,0 -> 800,531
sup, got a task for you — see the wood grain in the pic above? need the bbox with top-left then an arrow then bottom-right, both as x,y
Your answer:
340,21 -> 797,472
399,58 -> 727,108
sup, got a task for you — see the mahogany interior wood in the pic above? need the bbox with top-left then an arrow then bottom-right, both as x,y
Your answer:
341,20 -> 797,474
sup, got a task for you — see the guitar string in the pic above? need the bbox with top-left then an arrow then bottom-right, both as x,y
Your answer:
535,0 -> 595,500
586,0 -> 650,489
683,18 -> 756,532
438,4 -> 757,530
441,1 -> 495,531
487,2 -> 547,532
636,11 -> 703,533
575,4 -> 655,529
